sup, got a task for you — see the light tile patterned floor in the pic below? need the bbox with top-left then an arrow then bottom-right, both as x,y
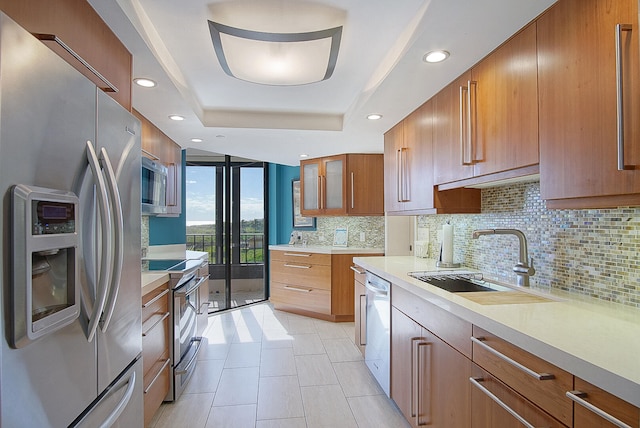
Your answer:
148,302 -> 409,428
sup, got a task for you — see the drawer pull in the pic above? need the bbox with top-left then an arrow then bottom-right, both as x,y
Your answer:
142,311 -> 170,337
470,377 -> 536,428
142,288 -> 169,308
284,263 -> 311,269
144,358 -> 171,394
471,336 -> 555,381
567,391 -> 632,428
283,252 -> 312,257
350,265 -> 366,275
284,286 -> 312,293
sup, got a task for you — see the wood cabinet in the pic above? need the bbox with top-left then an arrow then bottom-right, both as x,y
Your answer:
300,154 -> 383,216
391,305 -> 471,428
433,24 -> 539,189
570,377 -> 639,428
142,283 -> 171,427
352,264 -> 367,355
538,0 -> 640,208
0,0 -> 132,110
472,326 -> 573,426
134,109 -> 183,216
385,99 -> 481,215
270,250 -> 382,321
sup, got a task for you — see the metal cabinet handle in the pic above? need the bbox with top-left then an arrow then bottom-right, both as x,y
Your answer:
416,341 -> 431,426
410,337 -> 426,419
459,85 -> 471,165
470,377 -> 536,428
142,312 -> 170,337
284,285 -> 312,293
468,80 -> 477,164
396,149 -> 402,202
471,336 -> 555,380
359,294 -> 367,346
284,263 -> 311,269
615,23 -> 633,171
567,391 -> 633,428
144,358 -> 171,394
351,172 -> 355,209
284,252 -> 312,257
350,265 -> 366,275
400,148 -> 410,202
142,288 -> 170,308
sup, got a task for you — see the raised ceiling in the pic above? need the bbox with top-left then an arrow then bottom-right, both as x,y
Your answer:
89,0 -> 557,166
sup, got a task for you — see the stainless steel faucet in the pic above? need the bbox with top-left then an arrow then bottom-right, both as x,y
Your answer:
471,228 -> 535,286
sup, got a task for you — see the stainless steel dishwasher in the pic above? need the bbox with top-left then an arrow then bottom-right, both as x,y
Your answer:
364,271 -> 391,396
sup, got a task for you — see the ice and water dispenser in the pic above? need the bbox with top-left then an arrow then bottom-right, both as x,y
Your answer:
12,184 -> 80,348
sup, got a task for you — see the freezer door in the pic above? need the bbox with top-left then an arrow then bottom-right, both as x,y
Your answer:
95,90 -> 143,393
0,13 -> 98,427
71,357 -> 144,428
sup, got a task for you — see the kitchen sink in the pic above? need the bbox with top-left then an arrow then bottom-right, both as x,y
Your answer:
408,271 -> 512,293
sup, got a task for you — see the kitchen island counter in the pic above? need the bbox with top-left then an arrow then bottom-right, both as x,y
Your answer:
353,255 -> 640,408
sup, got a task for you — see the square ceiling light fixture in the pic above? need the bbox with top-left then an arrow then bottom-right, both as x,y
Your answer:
208,20 -> 342,86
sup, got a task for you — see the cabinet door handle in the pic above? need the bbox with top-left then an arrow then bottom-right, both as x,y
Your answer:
396,149 -> 402,202
142,311 -> 170,337
468,80 -> 477,163
615,23 -> 634,171
359,294 -> 367,346
470,377 -> 536,428
566,391 -> 633,428
471,336 -> 555,380
459,85 -> 472,165
350,172 -> 355,209
284,252 -> 312,257
410,337 -> 426,418
283,263 -> 311,269
144,358 -> 171,394
284,285 -> 312,293
401,148 -> 410,202
416,341 -> 431,426
317,176 -> 321,210
142,288 -> 169,308
350,265 -> 366,275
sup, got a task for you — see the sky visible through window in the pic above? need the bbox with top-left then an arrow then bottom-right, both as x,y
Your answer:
185,166 -> 264,226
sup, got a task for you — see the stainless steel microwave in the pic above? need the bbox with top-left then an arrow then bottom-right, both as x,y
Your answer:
141,156 -> 167,214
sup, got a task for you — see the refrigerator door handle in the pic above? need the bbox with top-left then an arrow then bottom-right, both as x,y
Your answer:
97,370 -> 136,428
86,141 -> 113,342
98,147 -> 124,332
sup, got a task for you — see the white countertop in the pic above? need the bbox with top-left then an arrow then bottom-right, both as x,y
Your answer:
269,244 -> 384,255
353,255 -> 640,407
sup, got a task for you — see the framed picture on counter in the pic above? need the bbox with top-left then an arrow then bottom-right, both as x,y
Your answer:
292,180 -> 315,229
333,227 -> 348,247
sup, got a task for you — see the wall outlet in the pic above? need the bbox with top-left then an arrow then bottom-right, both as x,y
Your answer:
359,232 -> 365,242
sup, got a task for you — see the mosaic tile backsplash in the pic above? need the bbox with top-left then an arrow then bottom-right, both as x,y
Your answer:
417,181 -> 640,308
294,216 -> 385,249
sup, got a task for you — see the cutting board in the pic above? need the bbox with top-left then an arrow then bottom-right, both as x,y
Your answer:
460,291 -> 555,305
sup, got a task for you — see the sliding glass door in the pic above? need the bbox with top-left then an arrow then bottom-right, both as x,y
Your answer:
185,156 -> 268,312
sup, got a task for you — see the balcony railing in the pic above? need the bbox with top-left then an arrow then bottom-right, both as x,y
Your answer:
186,233 -> 264,264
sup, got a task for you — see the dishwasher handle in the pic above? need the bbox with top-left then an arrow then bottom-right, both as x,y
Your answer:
365,273 -> 390,296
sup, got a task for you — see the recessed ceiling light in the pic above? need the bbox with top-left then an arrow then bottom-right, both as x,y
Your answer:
190,138 -> 203,143
423,50 -> 450,63
133,78 -> 157,88
367,114 -> 383,120
169,115 -> 185,121
300,154 -> 309,158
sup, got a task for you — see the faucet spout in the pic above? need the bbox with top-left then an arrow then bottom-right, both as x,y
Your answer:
471,228 -> 535,286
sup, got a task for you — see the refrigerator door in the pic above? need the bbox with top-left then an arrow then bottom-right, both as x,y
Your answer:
95,90 -> 142,393
0,13 -> 98,427
71,357 -> 144,428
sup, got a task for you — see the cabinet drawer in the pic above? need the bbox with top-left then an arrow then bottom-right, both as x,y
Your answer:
270,281 -> 331,315
472,326 -> 573,426
571,377 -> 639,428
142,283 -> 169,324
271,250 -> 331,265
142,310 -> 170,379
271,260 -> 331,290
392,285 -> 472,357
143,355 -> 170,427
471,364 -> 565,428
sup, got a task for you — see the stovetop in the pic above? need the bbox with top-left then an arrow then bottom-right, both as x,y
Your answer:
147,258 -> 204,273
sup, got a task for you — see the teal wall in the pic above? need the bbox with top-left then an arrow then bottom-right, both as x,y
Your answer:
149,150 -> 187,245
268,163 -> 300,245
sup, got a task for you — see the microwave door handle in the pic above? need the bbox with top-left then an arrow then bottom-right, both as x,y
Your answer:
86,141 -> 113,342
98,147 -> 123,332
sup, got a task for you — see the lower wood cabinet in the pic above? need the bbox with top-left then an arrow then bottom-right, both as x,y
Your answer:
142,283 -> 171,427
270,249 -> 382,322
391,305 -> 471,428
570,377 -> 639,428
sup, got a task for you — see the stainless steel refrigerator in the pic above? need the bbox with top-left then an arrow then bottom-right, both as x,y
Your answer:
0,13 -> 143,427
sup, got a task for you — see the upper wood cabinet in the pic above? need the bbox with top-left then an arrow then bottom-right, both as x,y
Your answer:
0,0 -> 132,111
433,24 -> 539,187
300,154 -> 383,216
386,99 -> 481,215
538,0 -> 640,208
134,109 -> 183,216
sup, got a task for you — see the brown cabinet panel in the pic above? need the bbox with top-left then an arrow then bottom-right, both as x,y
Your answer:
470,364 -> 566,428
538,0 -> 640,207
143,356 -> 170,427
384,121 -> 405,213
572,377 -> 640,428
270,281 -> 332,315
271,251 -> 331,265
271,259 -> 332,291
347,154 -> 384,215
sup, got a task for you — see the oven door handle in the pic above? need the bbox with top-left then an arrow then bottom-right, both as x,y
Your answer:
175,338 -> 202,375
175,275 -> 209,296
